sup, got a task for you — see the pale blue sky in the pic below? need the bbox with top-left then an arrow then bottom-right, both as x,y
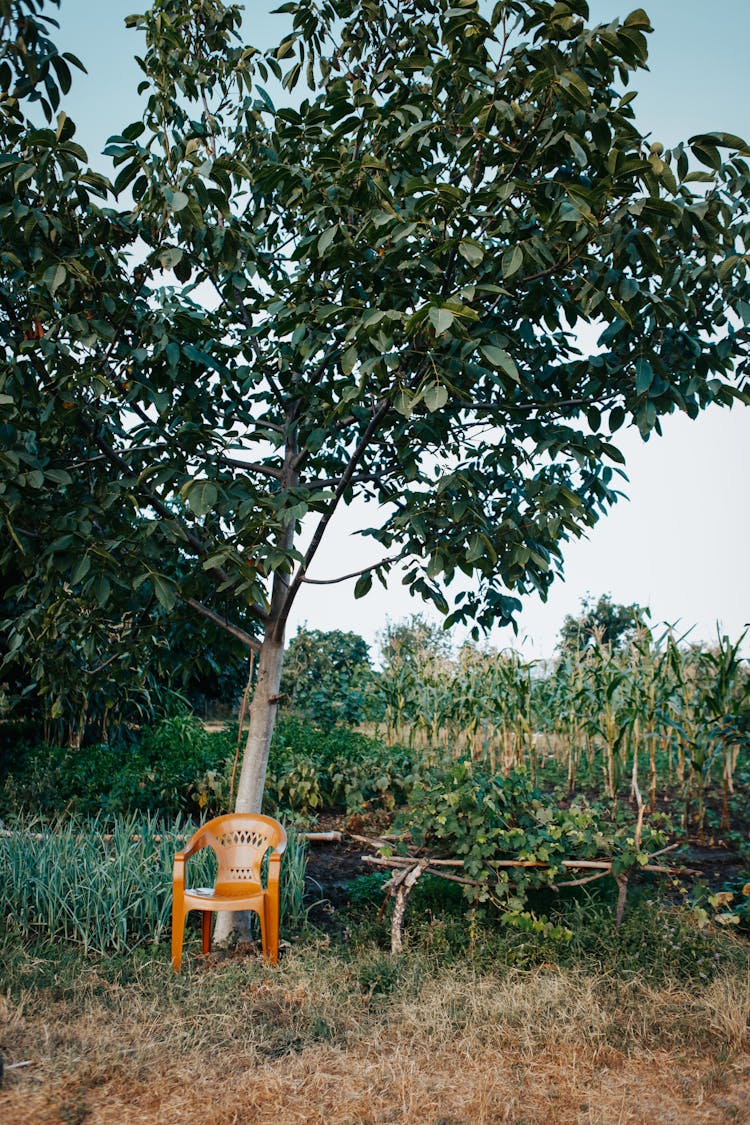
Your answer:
51,1 -> 749,657
56,1 -> 750,158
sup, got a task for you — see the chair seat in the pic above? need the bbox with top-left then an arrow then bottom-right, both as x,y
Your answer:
184,884 -> 264,910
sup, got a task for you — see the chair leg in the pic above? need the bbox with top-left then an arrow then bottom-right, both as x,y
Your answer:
172,898 -> 187,972
257,901 -> 269,963
201,910 -> 212,955
266,888 -> 280,965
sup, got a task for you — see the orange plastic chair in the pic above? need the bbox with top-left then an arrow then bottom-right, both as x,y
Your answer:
171,813 -> 287,972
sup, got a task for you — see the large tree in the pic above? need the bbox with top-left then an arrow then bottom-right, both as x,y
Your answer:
2,0 -> 750,822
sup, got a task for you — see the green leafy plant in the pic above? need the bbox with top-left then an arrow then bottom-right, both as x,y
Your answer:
1,714 -> 235,817
400,759 -> 667,925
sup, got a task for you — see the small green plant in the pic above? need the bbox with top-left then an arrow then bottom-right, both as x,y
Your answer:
693,880 -> 750,934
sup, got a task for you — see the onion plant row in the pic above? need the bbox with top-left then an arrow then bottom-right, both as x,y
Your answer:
0,812 -> 308,953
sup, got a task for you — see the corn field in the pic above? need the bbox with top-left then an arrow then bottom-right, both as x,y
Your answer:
377,628 -> 749,835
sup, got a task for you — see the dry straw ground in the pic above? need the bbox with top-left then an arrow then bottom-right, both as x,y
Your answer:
1,942 -> 748,1124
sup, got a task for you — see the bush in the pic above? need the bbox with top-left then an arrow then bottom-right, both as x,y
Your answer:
398,758 -> 668,929
192,717 -> 417,818
266,718 -> 415,815
1,714 -> 234,818
2,713 -> 416,821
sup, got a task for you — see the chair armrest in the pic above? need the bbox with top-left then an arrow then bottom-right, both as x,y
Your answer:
173,831 -> 206,886
178,828 -> 208,863
267,851 -> 282,889
173,853 -> 187,887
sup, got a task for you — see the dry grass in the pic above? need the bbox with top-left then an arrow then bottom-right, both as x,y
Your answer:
1,939 -> 749,1125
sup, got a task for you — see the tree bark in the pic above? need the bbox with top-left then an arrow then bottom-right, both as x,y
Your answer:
212,423 -> 298,946
234,632 -> 286,814
211,620 -> 287,946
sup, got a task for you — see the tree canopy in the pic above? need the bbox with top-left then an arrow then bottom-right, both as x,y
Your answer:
2,0 -> 749,809
558,593 -> 649,653
280,626 -> 372,726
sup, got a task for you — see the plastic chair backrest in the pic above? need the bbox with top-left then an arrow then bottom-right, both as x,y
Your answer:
200,813 -> 287,895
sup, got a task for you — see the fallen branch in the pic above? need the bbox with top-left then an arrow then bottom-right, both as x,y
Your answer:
364,854 -> 478,886
360,840 -> 699,937
554,870 -> 612,889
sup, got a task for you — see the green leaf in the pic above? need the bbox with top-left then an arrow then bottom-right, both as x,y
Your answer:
609,405 -> 626,432
601,442 -> 626,464
13,163 -> 35,190
317,224 -> 338,254
457,240 -> 484,267
183,480 -> 218,517
159,247 -> 184,270
44,264 -> 67,295
153,574 -> 177,611
689,131 -> 748,151
92,576 -> 111,608
428,307 -> 454,336
70,554 -> 91,584
502,245 -> 523,279
635,358 -> 654,393
393,388 -> 415,416
466,534 -> 484,562
623,8 -> 652,28
341,346 -> 358,374
423,383 -> 449,412
353,573 -> 373,599
45,469 -> 72,485
480,345 -> 520,382
689,142 -> 722,170
558,69 -> 591,106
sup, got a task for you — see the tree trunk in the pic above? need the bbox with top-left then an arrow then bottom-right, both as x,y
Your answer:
235,633 -> 286,813
212,628 -> 287,945
236,634 -> 285,810
212,498 -> 295,945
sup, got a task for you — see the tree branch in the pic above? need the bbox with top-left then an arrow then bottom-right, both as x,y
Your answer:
301,552 -> 403,585
277,397 -> 392,630
219,454 -> 283,479
184,597 -> 261,651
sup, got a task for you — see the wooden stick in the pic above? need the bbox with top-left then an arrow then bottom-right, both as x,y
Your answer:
390,860 -> 428,954
363,853 -> 695,882
615,874 -> 629,926
555,870 -> 612,889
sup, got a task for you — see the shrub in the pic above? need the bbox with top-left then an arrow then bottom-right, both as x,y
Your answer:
1,715 -> 234,818
398,758 -> 668,928
2,714 -> 415,820
265,718 -> 415,816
